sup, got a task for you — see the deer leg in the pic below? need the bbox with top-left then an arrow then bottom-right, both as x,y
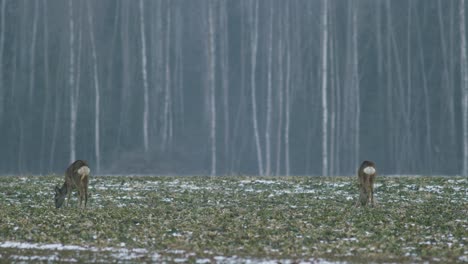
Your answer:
79,187 -> 83,208
84,184 -> 88,208
356,180 -> 362,207
67,186 -> 71,207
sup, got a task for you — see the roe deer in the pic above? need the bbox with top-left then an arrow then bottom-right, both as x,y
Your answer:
54,160 -> 90,208
356,160 -> 376,207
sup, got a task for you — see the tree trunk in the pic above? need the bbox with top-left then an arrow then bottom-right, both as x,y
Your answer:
320,0 -> 329,176
276,30 -> 284,176
88,0 -> 101,173
0,0 -> 5,124
117,1 -> 130,151
285,31 -> 291,176
330,3 -> 341,175
231,0 -> 248,173
28,1 -> 38,103
265,3 -> 273,176
162,4 -> 172,151
139,0 -> 149,153
208,1 -> 217,176
220,1 -> 230,174
385,0 -> 395,171
251,1 -> 263,176
460,0 -> 468,176
436,0 -> 455,173
69,0 -> 76,163
329,13 -> 336,176
351,0 -> 360,170
39,0 -> 50,173
375,0 -> 383,172
174,6 -> 185,141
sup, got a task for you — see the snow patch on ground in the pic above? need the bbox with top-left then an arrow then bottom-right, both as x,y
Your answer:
0,241 -> 155,262
0,241 -> 350,263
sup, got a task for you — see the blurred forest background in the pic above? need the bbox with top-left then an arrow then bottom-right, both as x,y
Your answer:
0,0 -> 466,176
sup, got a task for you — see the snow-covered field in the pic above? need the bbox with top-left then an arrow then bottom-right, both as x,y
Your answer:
0,175 -> 466,263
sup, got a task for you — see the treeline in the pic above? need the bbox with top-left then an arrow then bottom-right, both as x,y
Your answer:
0,0 -> 465,176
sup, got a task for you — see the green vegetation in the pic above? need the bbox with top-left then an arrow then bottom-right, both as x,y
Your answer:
0,175 -> 466,263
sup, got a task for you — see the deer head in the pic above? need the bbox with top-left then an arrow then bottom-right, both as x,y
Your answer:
54,185 -> 67,208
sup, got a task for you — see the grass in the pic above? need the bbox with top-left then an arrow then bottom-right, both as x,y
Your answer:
0,175 -> 466,263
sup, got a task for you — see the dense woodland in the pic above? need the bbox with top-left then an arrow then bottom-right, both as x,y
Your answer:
0,0 -> 467,176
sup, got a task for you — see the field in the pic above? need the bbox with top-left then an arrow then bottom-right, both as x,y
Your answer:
0,175 -> 467,263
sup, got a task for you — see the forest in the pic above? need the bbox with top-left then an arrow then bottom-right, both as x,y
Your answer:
0,0 -> 466,176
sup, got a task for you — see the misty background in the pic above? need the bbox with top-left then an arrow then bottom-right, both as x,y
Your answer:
0,0 -> 466,176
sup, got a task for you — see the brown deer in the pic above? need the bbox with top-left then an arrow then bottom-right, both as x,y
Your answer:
356,160 -> 376,207
54,160 -> 90,208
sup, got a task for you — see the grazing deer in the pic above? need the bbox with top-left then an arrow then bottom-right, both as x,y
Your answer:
356,160 -> 376,207
54,160 -> 90,208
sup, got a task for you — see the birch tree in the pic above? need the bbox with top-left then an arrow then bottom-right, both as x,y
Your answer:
351,0 -> 359,169
438,0 -> 455,148
385,0 -> 395,169
329,5 -> 337,175
208,1 -> 216,176
28,1 -> 38,104
460,0 -> 468,176
139,0 -> 149,153
162,3 -> 172,150
153,0 -> 163,143
87,0 -> 101,173
0,0 -> 6,124
39,0 -> 50,172
174,5 -> 185,139
265,3 -> 273,176
285,45 -> 291,176
220,1 -> 230,174
117,1 -> 130,150
230,0 -> 248,172
250,0 -> 263,176
275,24 -> 284,176
69,0 -> 76,163
320,0 -> 329,176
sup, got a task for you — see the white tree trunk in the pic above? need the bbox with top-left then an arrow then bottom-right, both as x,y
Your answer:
285,43 -> 291,177
117,3 -> 131,149
28,1 -> 38,103
221,1 -> 229,174
276,35 -> 284,176
320,0 -> 329,176
208,1 -> 217,176
384,0 -> 395,168
88,0 -> 101,173
460,0 -> 468,176
139,0 -> 149,153
0,0 -> 6,123
329,26 -> 336,176
265,4 -> 273,176
162,6 -> 172,150
174,8 -> 184,135
251,1 -> 263,176
69,0 -> 76,163
415,8 -> 432,171
40,0 -> 50,172
352,0 -> 360,169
